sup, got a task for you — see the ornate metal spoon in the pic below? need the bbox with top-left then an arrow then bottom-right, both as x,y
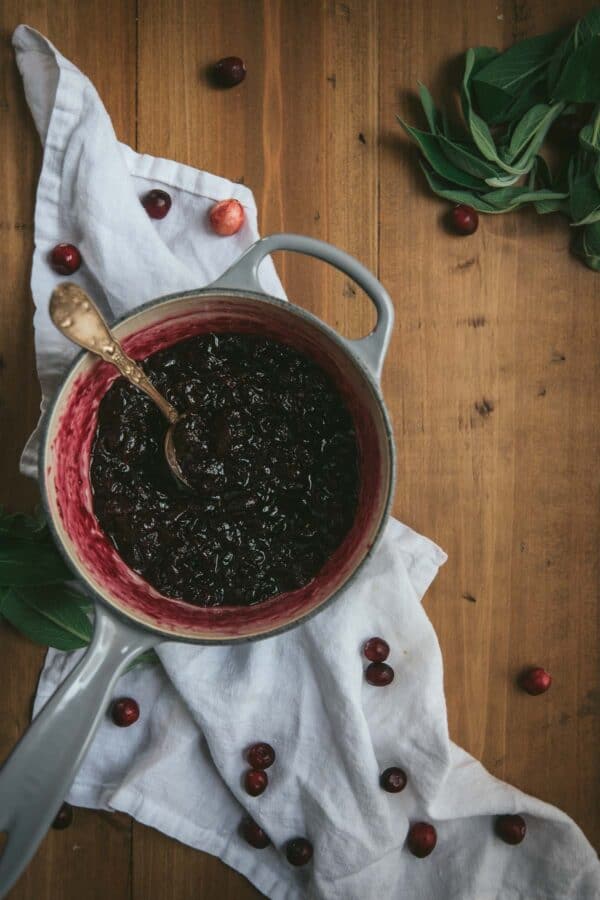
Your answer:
49,282 -> 191,489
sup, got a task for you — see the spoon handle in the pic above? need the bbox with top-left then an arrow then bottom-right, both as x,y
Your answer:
50,282 -> 178,424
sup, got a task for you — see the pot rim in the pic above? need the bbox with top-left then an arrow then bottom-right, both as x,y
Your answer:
39,284 -> 396,644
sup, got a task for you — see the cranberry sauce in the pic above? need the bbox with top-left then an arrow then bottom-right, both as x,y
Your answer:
90,333 -> 359,607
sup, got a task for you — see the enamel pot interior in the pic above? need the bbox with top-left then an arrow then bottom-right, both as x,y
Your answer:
42,291 -> 394,642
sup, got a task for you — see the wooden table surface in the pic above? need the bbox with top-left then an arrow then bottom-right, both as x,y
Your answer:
1,0 -> 599,897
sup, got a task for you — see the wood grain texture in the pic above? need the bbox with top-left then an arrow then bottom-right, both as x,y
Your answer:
1,1 -> 598,898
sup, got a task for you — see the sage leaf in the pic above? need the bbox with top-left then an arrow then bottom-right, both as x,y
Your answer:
0,540 -> 72,585
0,585 -> 93,650
485,173 -> 522,188
462,50 -> 530,175
583,219 -> 600,255
574,8 -> 600,45
506,103 -> 560,161
473,28 -> 567,100
554,37 -> 600,103
0,507 -> 48,542
417,82 -> 439,132
579,119 -> 600,154
398,120 -> 487,189
483,185 -> 568,210
438,136 -> 501,180
547,31 -> 575,95
419,165 -> 499,212
569,168 -> 600,223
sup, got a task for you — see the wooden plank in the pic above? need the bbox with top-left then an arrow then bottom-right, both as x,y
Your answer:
0,1 -> 136,898
379,0 -> 599,851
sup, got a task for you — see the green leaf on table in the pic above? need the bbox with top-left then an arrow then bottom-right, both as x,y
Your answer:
420,164 -> 567,214
583,219 -> 600,255
572,229 -> 600,270
528,155 -> 570,213
505,103 -> 561,161
0,585 -> 93,650
484,172 -> 522,188
472,28 -> 566,96
554,37 -> 600,103
398,119 -> 489,188
417,82 -> 439,132
483,185 -> 568,211
419,165 -> 500,212
462,50 -> 531,175
0,506 -> 48,542
574,7 -> 600,45
547,30 -> 575,95
579,120 -> 600,154
0,540 -> 72,586
472,28 -> 566,121
569,167 -> 600,224
438,135 -> 502,180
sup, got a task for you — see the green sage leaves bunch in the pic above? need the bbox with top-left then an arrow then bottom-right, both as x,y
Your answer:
399,8 -> 600,270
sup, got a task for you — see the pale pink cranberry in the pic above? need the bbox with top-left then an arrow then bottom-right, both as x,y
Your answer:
209,199 -> 245,236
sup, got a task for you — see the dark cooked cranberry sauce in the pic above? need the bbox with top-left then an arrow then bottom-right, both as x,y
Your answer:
90,333 -> 359,606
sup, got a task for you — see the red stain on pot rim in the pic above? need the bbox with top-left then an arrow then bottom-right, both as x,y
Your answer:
46,295 -> 393,641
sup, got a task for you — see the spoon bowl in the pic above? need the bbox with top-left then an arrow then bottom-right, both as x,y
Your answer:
49,282 -> 192,490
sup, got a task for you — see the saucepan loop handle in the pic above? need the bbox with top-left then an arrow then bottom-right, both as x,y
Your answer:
0,603 -> 158,899
209,233 -> 394,380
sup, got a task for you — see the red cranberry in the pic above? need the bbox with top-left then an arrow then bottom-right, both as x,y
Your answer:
519,667 -> 552,696
111,697 -> 140,727
247,742 -> 275,770
51,802 -> 73,830
364,637 -> 390,662
209,199 -> 245,236
380,767 -> 407,793
50,243 -> 81,275
241,816 -> 270,849
366,661 -> 395,686
212,56 -> 246,88
449,204 -> 478,236
286,837 -> 313,866
406,822 -> 437,858
496,814 -> 526,845
142,189 -> 172,220
245,769 -> 268,796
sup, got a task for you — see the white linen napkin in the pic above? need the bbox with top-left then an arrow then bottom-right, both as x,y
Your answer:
14,25 -> 600,900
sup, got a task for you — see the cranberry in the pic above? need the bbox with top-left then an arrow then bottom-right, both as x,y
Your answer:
241,816 -> 270,849
406,822 -> 437,858
209,199 -> 245,236
51,802 -> 73,830
245,769 -> 268,796
449,204 -> 479,236
286,837 -> 313,866
247,742 -> 275,770
212,56 -> 246,88
364,637 -> 390,662
111,697 -> 140,727
366,661 -> 395,686
380,767 -> 407,793
50,243 -> 81,275
142,189 -> 172,220
519,667 -> 552,696
496,814 -> 526,845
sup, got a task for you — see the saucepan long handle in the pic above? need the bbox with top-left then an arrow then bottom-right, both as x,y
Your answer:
210,233 -> 394,381
0,603 -> 158,898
